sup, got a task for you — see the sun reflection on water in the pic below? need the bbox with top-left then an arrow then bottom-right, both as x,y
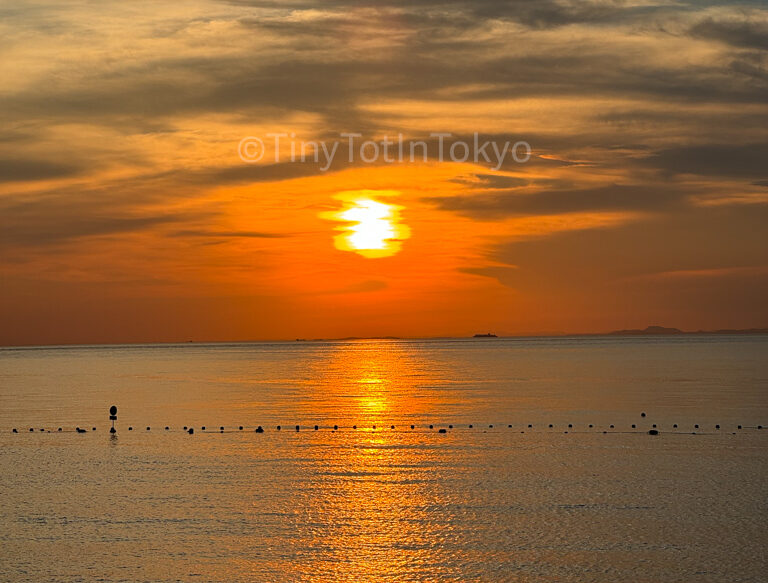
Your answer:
304,340 -> 446,424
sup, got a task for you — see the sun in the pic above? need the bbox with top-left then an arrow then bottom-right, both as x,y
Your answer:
322,190 -> 411,258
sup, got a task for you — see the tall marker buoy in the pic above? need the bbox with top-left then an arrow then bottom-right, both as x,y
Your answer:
109,405 -> 117,434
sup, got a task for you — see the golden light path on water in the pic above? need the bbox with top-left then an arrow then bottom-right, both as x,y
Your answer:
2,340 -> 768,581
323,190 -> 411,258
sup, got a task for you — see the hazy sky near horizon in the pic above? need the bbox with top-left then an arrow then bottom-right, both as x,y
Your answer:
1,0 -> 767,344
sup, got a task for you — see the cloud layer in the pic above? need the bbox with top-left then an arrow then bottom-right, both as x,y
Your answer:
1,0 -> 767,342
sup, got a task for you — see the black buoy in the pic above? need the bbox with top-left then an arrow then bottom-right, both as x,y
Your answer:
29,428 -> 33,432
489,424 -> 493,428
528,424 -> 532,428
202,426 -> 206,430
568,424 -> 573,428
549,424 -> 553,428
507,424 -> 512,428
448,425 -> 453,429
295,425 -> 300,431
469,424 -> 473,428
255,426 -> 264,433
314,425 -> 319,430
641,412 -> 646,417
220,426 -> 224,431
183,426 -> 188,430
146,427 -> 151,431
648,429 -> 659,435
429,424 -> 433,429
632,424 -> 636,428
411,424 -> 415,429
609,424 -> 614,429
353,425 -> 357,429
715,424 -> 720,429
738,425 -> 742,429
58,428 -> 62,432
372,425 -> 376,429
12,428 -> 17,433
652,424 -> 657,428
128,426 -> 133,431
438,428 -> 447,434
277,425 -> 281,431
165,426 -> 169,431
694,424 -> 699,429
673,424 -> 678,428
239,426 -> 243,430
391,425 -> 395,429
92,427 -> 96,431
758,425 -> 763,429
589,424 -> 593,428
109,406 -> 118,434
188,428 -> 194,434
334,425 -> 338,430
76,427 -> 86,434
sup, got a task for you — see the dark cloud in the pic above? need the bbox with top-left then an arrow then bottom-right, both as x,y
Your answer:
0,175 -> 209,249
640,143 -> 768,179
233,0 -> 671,30
0,159 -> 81,183
452,173 -> 529,189
474,203 -> 768,286
429,184 -> 686,220
690,18 -> 768,51
168,229 -> 288,239
0,202 -> 189,248
3,2 -> 767,141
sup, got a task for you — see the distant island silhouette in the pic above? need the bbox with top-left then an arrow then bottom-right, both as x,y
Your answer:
607,325 -> 768,336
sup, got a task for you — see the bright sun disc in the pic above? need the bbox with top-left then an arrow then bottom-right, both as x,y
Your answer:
323,190 -> 410,258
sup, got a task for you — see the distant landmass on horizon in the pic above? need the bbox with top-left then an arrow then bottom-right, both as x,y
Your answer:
606,325 -> 768,336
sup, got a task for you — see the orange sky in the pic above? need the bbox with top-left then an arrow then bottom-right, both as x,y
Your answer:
1,0 -> 767,345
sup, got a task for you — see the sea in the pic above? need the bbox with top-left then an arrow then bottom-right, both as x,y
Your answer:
1,335 -> 766,582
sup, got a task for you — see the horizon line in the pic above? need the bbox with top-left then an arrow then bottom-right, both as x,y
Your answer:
2,326 -> 767,350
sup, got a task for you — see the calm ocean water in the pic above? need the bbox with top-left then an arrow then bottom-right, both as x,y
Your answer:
1,336 -> 767,582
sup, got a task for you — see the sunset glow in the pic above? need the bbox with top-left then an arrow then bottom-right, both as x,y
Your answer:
0,0 -> 766,346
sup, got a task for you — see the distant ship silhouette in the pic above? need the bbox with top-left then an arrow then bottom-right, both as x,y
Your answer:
473,332 -> 498,338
